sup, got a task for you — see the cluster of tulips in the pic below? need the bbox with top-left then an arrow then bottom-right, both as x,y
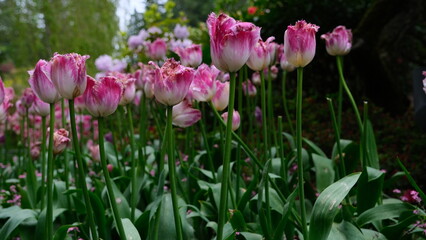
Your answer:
0,11 -> 424,240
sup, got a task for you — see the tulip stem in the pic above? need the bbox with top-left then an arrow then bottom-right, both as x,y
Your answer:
45,104 -> 55,240
267,70 -> 278,153
127,106 -> 138,223
326,98 -> 346,177
40,116 -> 47,209
282,71 -> 295,137
69,99 -> 98,240
198,107 -> 216,182
98,117 -> 127,240
166,106 -> 184,240
216,71 -> 237,240
236,68 -> 244,202
296,67 -> 308,240
260,72 -> 269,158
139,95 -> 147,182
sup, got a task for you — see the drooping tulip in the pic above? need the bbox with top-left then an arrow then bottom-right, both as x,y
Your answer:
246,37 -> 275,71
190,64 -> 219,102
28,59 -> 62,103
83,76 -> 123,117
278,44 -> 296,72
321,25 -> 352,56
0,77 -> 4,105
172,99 -> 202,128
150,59 -> 194,106
174,44 -> 203,68
207,13 -> 260,73
51,53 -> 89,99
284,20 -> 319,67
147,38 -> 168,61
221,110 -> 240,131
53,128 -> 70,155
211,80 -> 230,111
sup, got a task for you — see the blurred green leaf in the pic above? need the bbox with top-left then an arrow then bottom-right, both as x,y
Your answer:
327,221 -> 364,240
356,167 -> 384,214
356,202 -> 413,227
312,154 -> 335,192
121,218 -> 142,240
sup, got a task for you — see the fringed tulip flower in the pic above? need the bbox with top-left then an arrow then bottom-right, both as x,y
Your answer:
211,80 -> 229,111
0,77 -> 4,105
53,128 -> 70,155
172,99 -> 202,128
321,26 -> 352,56
174,44 -> 202,67
51,53 -> 89,99
147,38 -> 168,61
278,44 -> 296,72
242,80 -> 257,97
221,110 -> 240,131
284,20 -> 319,67
28,59 -> 62,103
247,37 -> 274,71
150,59 -> 194,106
190,64 -> 219,102
207,13 -> 260,72
32,97 -> 50,117
108,72 -> 136,106
83,76 -> 123,117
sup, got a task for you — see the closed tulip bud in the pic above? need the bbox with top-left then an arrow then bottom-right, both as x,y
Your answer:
174,44 -> 203,68
247,37 -> 274,71
51,53 -> 89,99
28,59 -> 62,104
53,128 -> 70,155
321,25 -> 352,56
278,44 -> 296,72
83,76 -> 123,117
107,164 -> 114,172
147,38 -> 168,61
190,64 -> 219,102
242,80 -> 257,97
221,110 -> 240,131
151,59 -> 194,106
284,20 -> 319,67
172,99 -> 202,128
0,77 -> 4,105
211,80 -> 230,111
207,13 -> 260,73
32,97 -> 50,117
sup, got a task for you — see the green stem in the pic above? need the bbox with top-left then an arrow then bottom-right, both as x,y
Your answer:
277,116 -> 288,185
296,67 -> 308,240
127,106 -> 138,222
267,69 -> 278,152
139,95 -> 147,180
337,72 -> 343,133
45,104 -> 55,240
166,106 -> 184,240
260,72 -> 269,159
198,107 -> 216,182
282,71 -> 295,137
362,101 -> 368,168
98,117 -> 127,239
326,98 -> 346,177
69,99 -> 98,240
216,72 -> 237,240
236,68 -> 243,201
40,116 -> 47,209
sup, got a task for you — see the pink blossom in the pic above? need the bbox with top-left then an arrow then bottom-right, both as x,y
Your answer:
172,99 -> 202,128
28,59 -> 62,103
321,25 -> 352,56
189,64 -> 219,102
147,38 -> 168,61
284,20 -> 319,67
174,44 -> 202,67
221,110 -> 240,131
211,80 -> 229,111
83,76 -> 123,117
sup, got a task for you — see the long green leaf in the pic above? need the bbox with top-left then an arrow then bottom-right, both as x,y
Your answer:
309,173 -> 361,240
356,167 -> 384,214
327,221 -> 364,240
356,202 -> 413,227
365,120 -> 380,169
121,218 -> 142,240
312,154 -> 335,192
0,209 -> 37,240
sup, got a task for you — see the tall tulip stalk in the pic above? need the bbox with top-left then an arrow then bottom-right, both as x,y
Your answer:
284,20 -> 319,240
207,12 -> 260,240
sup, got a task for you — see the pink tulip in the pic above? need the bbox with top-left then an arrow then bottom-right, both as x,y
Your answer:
135,64 -> 156,98
53,128 -> 70,155
0,77 -> 4,105
21,88 -> 36,108
190,64 -> 219,102
284,20 -> 319,67
32,97 -> 50,117
150,58 -> 194,106
211,80 -> 230,111
278,44 -> 296,72
247,37 -> 275,71
108,72 -> 136,106
422,71 -> 426,94
242,80 -> 257,97
51,53 -> 90,99
73,95 -> 85,112
83,76 -> 123,117
172,99 -> 202,128
321,25 -> 352,56
28,59 -> 62,103
263,66 -> 279,79
221,110 -> 240,131
207,13 -> 260,72
147,38 -> 168,61
174,44 -> 203,67
252,72 -> 261,85
4,87 -> 14,103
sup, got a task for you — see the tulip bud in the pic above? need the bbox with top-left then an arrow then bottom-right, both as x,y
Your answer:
211,80 -> 230,111
207,13 -> 260,72
284,20 -> 319,67
107,164 -> 114,173
247,37 -> 275,71
83,76 -> 123,117
53,128 -> 70,155
147,38 -> 168,61
174,44 -> 203,68
28,59 -> 62,104
321,25 -> 352,56
51,53 -> 89,99
189,64 -> 219,102
151,59 -> 194,106
221,110 -> 240,131
172,99 -> 202,128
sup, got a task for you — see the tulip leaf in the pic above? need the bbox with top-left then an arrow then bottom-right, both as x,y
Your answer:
356,167 -> 385,214
121,218 -> 142,240
356,202 -> 413,227
312,154 -> 335,192
365,120 -> 380,169
0,209 -> 37,240
327,221 -> 364,240
303,138 -> 327,157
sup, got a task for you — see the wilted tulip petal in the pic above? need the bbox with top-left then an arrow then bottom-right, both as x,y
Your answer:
83,76 -> 123,117
284,20 -> 319,67
172,99 -> 201,128
321,25 -> 352,56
